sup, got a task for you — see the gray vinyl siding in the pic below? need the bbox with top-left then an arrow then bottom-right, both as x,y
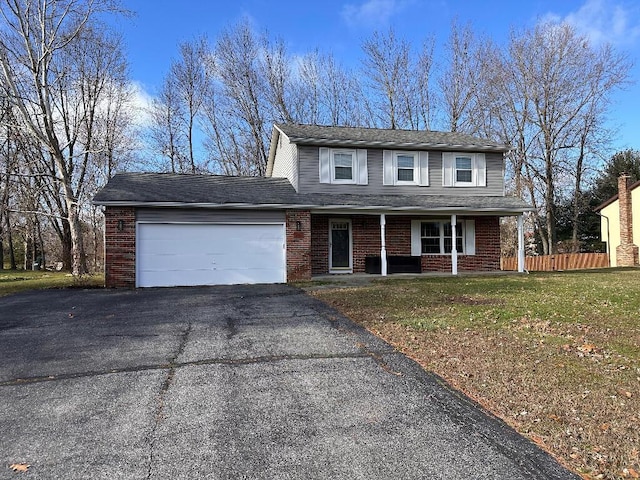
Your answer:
136,208 -> 285,223
298,145 -> 505,196
271,132 -> 299,191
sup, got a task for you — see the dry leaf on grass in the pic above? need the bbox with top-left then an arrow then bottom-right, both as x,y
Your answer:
577,343 -> 596,354
9,463 -> 30,472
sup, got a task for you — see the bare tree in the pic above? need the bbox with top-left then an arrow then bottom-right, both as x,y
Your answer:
149,77 -> 188,173
261,36 -> 294,124
205,20 -> 270,175
439,21 -> 480,133
471,23 -> 630,254
0,0 -> 125,275
169,37 -> 210,173
361,29 -> 411,129
305,52 -> 367,127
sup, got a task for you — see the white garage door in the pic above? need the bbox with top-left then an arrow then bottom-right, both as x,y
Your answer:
137,223 -> 286,287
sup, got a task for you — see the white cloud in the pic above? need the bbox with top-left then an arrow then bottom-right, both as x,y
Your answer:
341,0 -> 407,28
127,81 -> 155,128
547,0 -> 640,46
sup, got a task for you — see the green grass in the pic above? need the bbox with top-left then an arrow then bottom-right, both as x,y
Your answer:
311,269 -> 640,479
0,270 -> 104,297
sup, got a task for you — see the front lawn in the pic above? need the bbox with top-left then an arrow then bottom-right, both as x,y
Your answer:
0,270 -> 104,297
310,269 -> 640,480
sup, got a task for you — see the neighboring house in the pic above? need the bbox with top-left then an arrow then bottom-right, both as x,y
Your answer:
93,123 -> 532,288
596,175 -> 640,267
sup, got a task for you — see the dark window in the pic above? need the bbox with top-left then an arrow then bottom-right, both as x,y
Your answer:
334,153 -> 353,180
421,221 -> 464,254
397,155 -> 415,182
455,157 -> 472,183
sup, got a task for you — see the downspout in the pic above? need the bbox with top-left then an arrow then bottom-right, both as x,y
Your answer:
595,211 -> 611,267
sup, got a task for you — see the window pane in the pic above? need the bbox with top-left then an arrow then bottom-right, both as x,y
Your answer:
443,222 -> 464,254
455,157 -> 472,183
421,222 -> 439,237
421,238 -> 440,254
444,237 -> 452,253
335,166 -> 352,180
444,222 -> 463,235
334,153 -> 353,167
397,155 -> 414,168
443,237 -> 464,253
456,157 -> 472,169
398,168 -> 414,181
456,170 -> 472,183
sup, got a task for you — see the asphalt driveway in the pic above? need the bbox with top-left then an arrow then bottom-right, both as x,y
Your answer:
0,285 -> 578,479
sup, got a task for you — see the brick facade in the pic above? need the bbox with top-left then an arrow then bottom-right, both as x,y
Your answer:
311,214 -> 501,275
285,210 -> 312,281
616,175 -> 639,267
104,207 -> 136,288
103,207 -> 501,287
420,217 -> 501,272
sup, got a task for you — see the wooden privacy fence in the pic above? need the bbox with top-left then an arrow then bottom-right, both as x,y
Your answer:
501,253 -> 610,271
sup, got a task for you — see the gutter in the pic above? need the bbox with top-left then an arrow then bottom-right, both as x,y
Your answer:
92,200 -> 534,215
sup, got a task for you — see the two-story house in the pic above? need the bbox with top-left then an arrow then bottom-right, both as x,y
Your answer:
94,124 -> 532,288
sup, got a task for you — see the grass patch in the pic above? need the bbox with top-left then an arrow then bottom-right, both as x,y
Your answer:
310,270 -> 640,480
0,270 -> 104,297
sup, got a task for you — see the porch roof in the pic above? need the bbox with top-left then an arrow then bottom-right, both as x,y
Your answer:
94,173 -> 533,215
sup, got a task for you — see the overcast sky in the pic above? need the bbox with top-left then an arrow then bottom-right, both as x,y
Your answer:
112,0 -> 640,152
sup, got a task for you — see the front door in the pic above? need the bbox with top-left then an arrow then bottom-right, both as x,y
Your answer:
330,219 -> 352,272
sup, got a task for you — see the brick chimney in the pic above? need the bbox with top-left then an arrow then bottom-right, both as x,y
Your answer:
615,174 -> 639,267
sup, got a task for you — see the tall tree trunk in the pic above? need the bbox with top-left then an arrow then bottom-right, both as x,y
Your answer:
5,212 -> 16,270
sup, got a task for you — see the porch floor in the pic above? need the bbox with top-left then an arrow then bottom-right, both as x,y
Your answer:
306,270 -> 523,288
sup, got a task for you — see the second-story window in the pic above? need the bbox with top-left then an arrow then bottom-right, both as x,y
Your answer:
333,151 -> 355,182
455,156 -> 473,184
442,152 -> 486,187
396,154 -> 416,183
383,150 -> 429,186
319,148 -> 368,185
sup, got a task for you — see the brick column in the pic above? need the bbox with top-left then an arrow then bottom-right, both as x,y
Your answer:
615,175 -> 639,267
104,207 -> 136,288
286,210 -> 312,281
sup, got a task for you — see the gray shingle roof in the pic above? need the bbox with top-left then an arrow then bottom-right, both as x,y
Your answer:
93,172 -> 298,204
276,123 -> 509,152
93,172 -> 533,214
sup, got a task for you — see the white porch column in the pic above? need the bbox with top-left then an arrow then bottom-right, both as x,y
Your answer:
380,214 -> 387,276
517,214 -> 525,273
451,214 -> 458,275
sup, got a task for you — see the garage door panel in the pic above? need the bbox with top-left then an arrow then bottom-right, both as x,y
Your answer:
137,223 -> 286,287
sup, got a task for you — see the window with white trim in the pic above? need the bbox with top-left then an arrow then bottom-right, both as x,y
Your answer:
411,219 -> 476,256
442,152 -> 486,187
383,150 -> 429,186
333,151 -> 354,182
455,156 -> 473,184
319,147 -> 368,185
419,221 -> 464,254
396,153 -> 416,183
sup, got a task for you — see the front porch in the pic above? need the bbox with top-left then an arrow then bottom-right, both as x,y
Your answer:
285,210 -> 526,281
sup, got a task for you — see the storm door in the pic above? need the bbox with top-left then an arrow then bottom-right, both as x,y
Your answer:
329,219 -> 352,272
